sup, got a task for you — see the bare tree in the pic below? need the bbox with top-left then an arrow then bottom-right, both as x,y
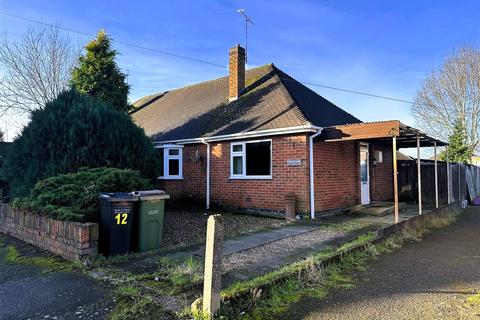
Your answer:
0,24 -> 79,116
412,46 -> 480,153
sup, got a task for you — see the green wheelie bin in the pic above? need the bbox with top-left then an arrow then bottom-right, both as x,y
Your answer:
131,190 -> 170,252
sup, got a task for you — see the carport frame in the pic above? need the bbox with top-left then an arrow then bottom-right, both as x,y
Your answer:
321,120 -> 448,223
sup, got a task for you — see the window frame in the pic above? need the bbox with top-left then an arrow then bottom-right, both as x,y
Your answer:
156,144 -> 183,180
230,139 -> 272,180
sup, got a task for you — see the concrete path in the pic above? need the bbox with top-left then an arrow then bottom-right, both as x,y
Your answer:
0,235 -> 114,320
284,206 -> 480,320
196,224 -> 322,256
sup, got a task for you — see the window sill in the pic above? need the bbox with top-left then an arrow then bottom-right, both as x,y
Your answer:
157,176 -> 183,180
229,176 -> 272,180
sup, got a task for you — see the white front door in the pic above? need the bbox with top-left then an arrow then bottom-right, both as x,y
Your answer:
360,143 -> 370,205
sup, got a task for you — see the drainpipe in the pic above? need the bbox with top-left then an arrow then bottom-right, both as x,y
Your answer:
309,126 -> 323,219
202,139 -> 211,210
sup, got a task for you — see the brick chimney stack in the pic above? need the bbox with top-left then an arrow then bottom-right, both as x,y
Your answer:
228,44 -> 246,101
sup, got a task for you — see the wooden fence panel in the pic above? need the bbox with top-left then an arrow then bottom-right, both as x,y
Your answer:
398,160 -> 470,206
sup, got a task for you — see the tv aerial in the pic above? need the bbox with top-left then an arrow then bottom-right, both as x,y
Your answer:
236,9 -> 254,62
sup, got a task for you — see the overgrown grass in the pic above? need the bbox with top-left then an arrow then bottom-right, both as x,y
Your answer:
134,257 -> 203,295
4,245 -> 74,273
213,209 -> 461,320
109,285 -> 168,320
322,219 -> 383,233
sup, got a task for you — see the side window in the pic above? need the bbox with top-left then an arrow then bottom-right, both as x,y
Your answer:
157,145 -> 183,179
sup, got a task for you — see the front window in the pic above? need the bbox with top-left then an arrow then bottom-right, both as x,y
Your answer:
230,140 -> 272,179
157,145 -> 183,179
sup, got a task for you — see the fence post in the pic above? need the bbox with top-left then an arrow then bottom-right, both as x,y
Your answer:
202,214 -> 224,319
416,134 -> 422,215
446,146 -> 451,204
393,136 -> 399,223
434,141 -> 439,208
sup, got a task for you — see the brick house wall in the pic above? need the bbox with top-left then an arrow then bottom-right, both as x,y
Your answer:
313,140 -> 360,213
156,135 -> 394,216
210,134 -> 310,214
156,144 -> 207,204
369,143 -> 394,202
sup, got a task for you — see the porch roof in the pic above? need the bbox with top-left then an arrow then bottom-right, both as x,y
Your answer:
319,120 -> 447,148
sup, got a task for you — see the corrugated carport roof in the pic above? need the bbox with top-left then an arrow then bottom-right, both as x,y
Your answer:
320,120 -> 447,148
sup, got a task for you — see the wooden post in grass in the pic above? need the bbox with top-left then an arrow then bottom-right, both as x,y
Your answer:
202,214 -> 224,318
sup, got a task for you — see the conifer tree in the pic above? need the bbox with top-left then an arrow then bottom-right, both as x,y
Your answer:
441,118 -> 472,163
71,30 -> 130,112
1,89 -> 158,197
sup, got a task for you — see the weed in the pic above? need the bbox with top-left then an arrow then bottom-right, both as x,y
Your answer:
4,245 -> 73,272
136,257 -> 203,291
466,293 -> 480,305
109,285 -> 166,320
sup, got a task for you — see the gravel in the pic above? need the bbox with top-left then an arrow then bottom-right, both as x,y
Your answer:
161,209 -> 287,250
222,228 -> 343,273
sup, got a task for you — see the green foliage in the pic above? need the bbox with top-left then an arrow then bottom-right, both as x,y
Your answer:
71,30 -> 130,112
4,245 -> 73,272
441,118 -> 472,163
13,167 -> 151,222
110,285 -> 166,320
1,89 -> 158,197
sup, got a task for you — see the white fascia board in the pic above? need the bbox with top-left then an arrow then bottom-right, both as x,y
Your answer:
153,125 -> 320,146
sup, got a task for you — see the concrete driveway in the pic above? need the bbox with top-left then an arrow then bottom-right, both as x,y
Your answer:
285,206 -> 480,320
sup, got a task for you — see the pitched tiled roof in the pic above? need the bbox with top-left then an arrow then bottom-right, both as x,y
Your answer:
131,64 -> 361,142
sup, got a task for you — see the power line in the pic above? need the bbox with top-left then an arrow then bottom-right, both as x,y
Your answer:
0,10 -> 414,105
0,10 -> 226,68
280,78 -> 414,104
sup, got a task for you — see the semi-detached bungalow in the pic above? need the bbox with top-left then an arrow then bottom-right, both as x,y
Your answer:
132,45 -> 446,219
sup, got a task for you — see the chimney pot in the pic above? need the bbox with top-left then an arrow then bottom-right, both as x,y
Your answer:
228,44 -> 245,101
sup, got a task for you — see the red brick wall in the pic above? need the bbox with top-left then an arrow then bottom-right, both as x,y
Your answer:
313,140 -> 360,212
157,135 -> 394,215
0,204 -> 98,260
156,144 -> 207,203
210,134 -> 310,214
158,134 -> 310,214
370,143 -> 394,202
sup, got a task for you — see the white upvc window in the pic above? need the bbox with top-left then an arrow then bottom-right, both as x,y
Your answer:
157,144 -> 183,179
230,140 -> 272,179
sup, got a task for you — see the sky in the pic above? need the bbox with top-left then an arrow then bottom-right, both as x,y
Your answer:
0,0 -> 479,145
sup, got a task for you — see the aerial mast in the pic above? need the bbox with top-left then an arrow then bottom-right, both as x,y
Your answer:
236,9 -> 254,63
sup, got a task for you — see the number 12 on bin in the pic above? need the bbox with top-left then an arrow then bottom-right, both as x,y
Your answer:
114,212 -> 128,225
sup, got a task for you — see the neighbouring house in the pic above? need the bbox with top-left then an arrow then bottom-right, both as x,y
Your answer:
132,45 -> 445,218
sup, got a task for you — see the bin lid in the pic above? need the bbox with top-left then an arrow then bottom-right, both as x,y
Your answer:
131,190 -> 170,200
99,192 -> 138,202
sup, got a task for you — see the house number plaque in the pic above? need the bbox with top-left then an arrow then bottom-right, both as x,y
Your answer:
287,159 -> 302,167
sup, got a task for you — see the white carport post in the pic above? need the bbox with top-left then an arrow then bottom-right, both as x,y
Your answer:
417,134 -> 422,215
434,141 -> 439,208
393,136 -> 399,223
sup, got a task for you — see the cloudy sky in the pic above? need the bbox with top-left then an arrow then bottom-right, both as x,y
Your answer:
0,0 -> 479,143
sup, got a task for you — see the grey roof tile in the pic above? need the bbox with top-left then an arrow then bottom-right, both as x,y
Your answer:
131,64 -> 361,142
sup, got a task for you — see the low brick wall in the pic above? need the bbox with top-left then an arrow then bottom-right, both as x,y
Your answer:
0,204 -> 98,260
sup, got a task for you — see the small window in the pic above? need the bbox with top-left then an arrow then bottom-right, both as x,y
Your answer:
230,140 -> 272,179
157,145 -> 183,179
